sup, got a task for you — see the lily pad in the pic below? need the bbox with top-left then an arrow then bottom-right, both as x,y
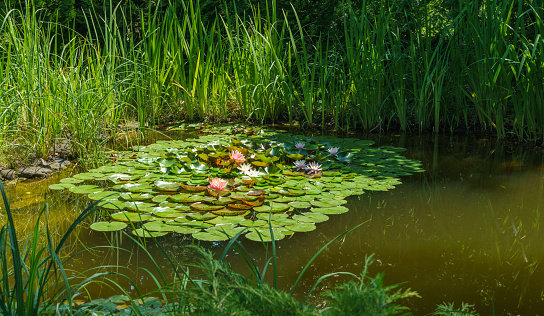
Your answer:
253,203 -> 290,213
186,212 -> 218,221
90,221 -> 128,232
310,199 -> 347,208
193,231 -> 231,241
245,229 -> 286,242
311,206 -> 349,214
240,219 -> 267,227
48,183 -> 75,190
288,201 -> 311,209
88,191 -> 121,201
132,228 -> 167,238
69,185 -> 104,194
143,221 -> 177,232
111,212 -> 152,222
293,213 -> 329,223
284,222 -> 317,232
154,181 -> 181,192
173,226 -> 201,234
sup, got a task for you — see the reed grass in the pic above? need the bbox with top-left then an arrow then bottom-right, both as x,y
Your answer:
1,0 -> 543,165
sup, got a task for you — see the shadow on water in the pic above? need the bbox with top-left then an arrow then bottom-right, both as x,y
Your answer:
2,131 -> 544,314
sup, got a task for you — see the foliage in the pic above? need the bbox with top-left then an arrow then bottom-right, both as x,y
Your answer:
1,0 -> 544,170
0,181 -> 104,315
321,255 -> 419,316
48,125 -> 424,240
432,302 -> 479,316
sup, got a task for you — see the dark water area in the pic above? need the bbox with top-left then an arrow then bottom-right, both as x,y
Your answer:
2,131 -> 544,315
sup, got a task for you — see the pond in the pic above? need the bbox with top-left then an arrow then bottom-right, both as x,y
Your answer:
3,129 -> 544,315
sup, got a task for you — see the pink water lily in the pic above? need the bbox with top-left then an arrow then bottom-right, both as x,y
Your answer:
230,150 -> 246,163
293,160 -> 307,171
294,142 -> 305,149
327,147 -> 340,156
208,177 -> 228,195
305,162 -> 322,174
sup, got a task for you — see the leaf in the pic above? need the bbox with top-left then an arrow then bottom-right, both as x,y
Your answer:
90,222 -> 128,232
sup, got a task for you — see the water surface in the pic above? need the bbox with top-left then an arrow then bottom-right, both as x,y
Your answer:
3,133 -> 543,315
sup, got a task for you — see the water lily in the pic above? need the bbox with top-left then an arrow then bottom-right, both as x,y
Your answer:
293,160 -> 307,171
208,177 -> 228,195
327,147 -> 340,156
246,169 -> 264,178
230,150 -> 246,163
305,162 -> 322,174
237,163 -> 253,174
294,142 -> 305,150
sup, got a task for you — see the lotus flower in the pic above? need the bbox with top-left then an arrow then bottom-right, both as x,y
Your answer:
230,150 -> 246,163
305,162 -> 322,174
293,160 -> 307,171
294,142 -> 305,150
237,163 -> 253,174
208,177 -> 228,195
327,147 -> 340,156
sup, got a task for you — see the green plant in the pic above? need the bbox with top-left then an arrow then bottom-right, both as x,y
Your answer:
0,180 -> 106,315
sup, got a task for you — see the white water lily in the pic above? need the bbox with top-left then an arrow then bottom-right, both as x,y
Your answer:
294,142 -> 305,149
327,147 -> 340,156
237,163 -> 253,174
293,160 -> 307,171
245,169 -> 264,177
305,162 -> 322,174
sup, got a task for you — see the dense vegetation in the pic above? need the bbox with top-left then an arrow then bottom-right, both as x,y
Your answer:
0,0 -> 542,165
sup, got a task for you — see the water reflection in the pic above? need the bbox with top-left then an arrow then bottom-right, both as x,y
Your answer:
2,133 -> 543,314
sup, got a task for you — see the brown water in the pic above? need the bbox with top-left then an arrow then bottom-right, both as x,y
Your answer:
2,133 -> 544,315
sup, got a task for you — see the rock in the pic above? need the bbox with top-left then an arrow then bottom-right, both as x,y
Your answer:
53,141 -> 72,159
17,166 -> 54,178
0,168 -> 17,180
53,157 -> 71,168
32,157 -> 71,171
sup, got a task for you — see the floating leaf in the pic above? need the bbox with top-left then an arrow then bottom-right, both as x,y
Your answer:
288,201 -> 311,209
132,228 -> 167,238
173,226 -> 201,234
310,199 -> 346,208
186,213 -> 217,221
245,229 -> 286,242
284,222 -> 317,232
111,212 -> 152,222
193,231 -> 231,241
154,181 -> 181,192
180,183 -> 207,192
69,185 -> 104,194
190,203 -> 225,212
143,221 -> 177,232
253,203 -> 290,213
48,183 -> 75,190
311,206 -> 349,214
90,221 -> 128,232
240,219 -> 267,227
293,213 -> 329,223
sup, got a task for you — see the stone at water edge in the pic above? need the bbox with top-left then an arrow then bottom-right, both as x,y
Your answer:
0,168 -> 16,180
17,166 -> 54,178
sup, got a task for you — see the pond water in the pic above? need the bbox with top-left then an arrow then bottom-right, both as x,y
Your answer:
2,131 -> 544,315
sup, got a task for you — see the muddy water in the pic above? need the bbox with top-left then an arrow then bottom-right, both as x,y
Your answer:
2,133 -> 544,315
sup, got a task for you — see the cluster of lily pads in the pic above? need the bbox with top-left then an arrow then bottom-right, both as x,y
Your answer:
49,125 -> 424,241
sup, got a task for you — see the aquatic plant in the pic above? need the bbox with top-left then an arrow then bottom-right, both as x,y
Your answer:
0,181 -> 105,315
207,177 -> 228,196
48,125 -> 424,241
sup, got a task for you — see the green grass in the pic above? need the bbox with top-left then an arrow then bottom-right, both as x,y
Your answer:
1,0 -> 543,168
